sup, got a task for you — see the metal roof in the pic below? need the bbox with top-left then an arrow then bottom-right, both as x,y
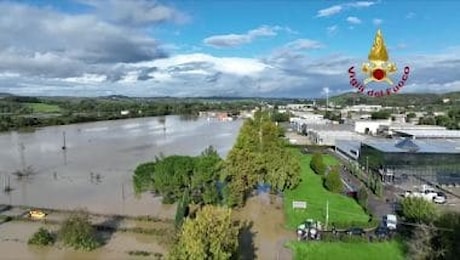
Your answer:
363,138 -> 460,154
394,129 -> 460,139
336,140 -> 362,151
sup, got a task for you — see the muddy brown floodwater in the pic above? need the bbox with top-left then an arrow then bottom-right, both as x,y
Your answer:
234,193 -> 295,260
0,115 -> 243,217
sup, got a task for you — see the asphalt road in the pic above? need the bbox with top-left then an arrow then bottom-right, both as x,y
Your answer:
331,150 -> 396,219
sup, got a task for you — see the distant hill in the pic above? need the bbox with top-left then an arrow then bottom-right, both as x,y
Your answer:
328,91 -> 460,107
0,92 -> 14,98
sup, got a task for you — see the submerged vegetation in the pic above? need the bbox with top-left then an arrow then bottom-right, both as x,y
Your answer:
58,211 -> 101,251
28,227 -> 55,246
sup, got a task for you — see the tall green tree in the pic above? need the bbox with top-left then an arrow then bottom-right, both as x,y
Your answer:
222,110 -> 300,207
169,205 -> 240,260
401,197 -> 438,224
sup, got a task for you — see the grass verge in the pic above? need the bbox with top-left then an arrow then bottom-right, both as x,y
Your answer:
287,240 -> 405,260
283,152 -> 368,229
26,103 -> 61,113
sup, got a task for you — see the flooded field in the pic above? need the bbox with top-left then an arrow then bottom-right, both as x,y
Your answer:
0,220 -> 169,260
0,115 -> 243,217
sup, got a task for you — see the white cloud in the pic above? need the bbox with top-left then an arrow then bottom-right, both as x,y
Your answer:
203,25 -> 289,48
346,16 -> 362,24
284,39 -> 323,51
0,1 -> 459,98
316,5 -> 343,17
348,1 -> 376,8
327,25 -> 339,36
372,18 -> 383,25
316,1 -> 376,17
77,0 -> 189,26
406,12 -> 416,19
2,46 -> 460,97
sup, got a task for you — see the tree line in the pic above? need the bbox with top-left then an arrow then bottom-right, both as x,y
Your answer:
221,109 -> 301,207
418,108 -> 460,130
132,109 -> 300,259
0,97 -> 259,132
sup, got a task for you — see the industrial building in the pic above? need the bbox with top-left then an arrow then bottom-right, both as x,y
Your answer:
392,129 -> 460,139
377,124 -> 446,136
357,138 -> 460,185
307,124 -> 365,146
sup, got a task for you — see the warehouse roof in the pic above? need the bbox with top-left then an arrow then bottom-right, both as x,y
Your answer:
363,137 -> 460,153
393,129 -> 460,139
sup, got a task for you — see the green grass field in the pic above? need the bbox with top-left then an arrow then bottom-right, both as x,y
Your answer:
26,103 -> 61,113
284,152 -> 368,229
287,240 -> 405,260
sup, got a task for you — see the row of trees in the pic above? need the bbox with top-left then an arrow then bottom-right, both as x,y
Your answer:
0,97 -> 260,132
221,110 -> 301,207
133,109 -> 300,258
418,108 -> 460,130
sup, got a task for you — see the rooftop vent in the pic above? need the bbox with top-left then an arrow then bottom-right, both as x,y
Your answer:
395,138 -> 420,152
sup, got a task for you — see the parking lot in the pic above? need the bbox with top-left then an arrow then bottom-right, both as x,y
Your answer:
390,175 -> 460,210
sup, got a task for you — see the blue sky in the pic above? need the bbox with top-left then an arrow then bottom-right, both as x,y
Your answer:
0,0 -> 459,97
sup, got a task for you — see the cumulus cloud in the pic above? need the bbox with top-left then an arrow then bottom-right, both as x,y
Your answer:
0,1 -> 169,80
316,5 -> 343,17
203,25 -> 293,48
346,16 -> 362,24
77,0 -> 188,26
0,1 -> 458,98
316,1 -> 376,17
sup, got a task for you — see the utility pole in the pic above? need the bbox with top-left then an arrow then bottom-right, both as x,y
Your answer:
325,200 -> 329,230
366,156 -> 370,187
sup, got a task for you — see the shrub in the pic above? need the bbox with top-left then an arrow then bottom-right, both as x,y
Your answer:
28,227 -> 55,246
324,166 -> 343,193
357,186 -> 369,212
310,153 -> 326,175
59,212 -> 101,251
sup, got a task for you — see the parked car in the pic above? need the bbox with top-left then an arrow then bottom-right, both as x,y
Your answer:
383,214 -> 397,230
346,227 -> 365,236
374,226 -> 389,239
433,192 -> 447,204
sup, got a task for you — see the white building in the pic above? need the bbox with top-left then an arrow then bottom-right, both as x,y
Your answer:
354,119 -> 391,135
309,130 -> 365,146
377,124 -> 446,136
345,105 -> 383,113
393,129 -> 460,139
120,110 -> 130,115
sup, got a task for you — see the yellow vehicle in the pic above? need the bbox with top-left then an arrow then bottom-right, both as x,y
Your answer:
28,210 -> 46,219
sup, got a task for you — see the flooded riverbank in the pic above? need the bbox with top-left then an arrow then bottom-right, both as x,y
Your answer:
0,115 -> 243,216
